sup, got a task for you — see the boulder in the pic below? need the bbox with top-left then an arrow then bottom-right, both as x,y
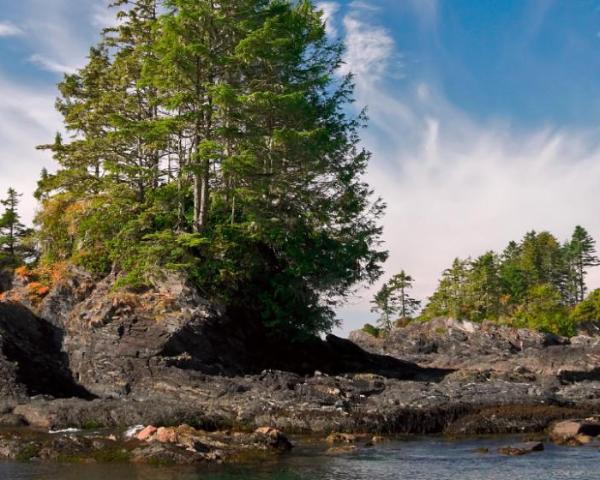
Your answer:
154,427 -> 177,444
136,425 -> 157,441
550,420 -> 600,444
254,427 -> 293,451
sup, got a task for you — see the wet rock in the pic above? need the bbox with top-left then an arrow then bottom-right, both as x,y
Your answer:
498,441 -> 544,456
326,433 -> 362,444
254,427 -> 293,451
550,420 -> 600,444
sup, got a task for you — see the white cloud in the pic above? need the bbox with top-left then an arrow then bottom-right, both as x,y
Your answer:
335,81 -> 600,334
29,54 -> 77,75
0,21 -> 24,37
0,75 -> 60,225
340,9 -> 400,86
317,2 -> 340,38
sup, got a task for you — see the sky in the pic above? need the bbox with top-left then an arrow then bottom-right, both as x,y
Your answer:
2,0 -> 600,336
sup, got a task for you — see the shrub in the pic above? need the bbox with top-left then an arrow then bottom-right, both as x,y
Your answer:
570,289 -> 600,325
362,323 -> 381,337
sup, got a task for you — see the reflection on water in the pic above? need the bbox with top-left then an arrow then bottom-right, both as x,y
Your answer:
1,437 -> 598,480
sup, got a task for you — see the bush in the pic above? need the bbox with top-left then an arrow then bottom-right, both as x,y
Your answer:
362,323 -> 381,337
570,289 -> 600,325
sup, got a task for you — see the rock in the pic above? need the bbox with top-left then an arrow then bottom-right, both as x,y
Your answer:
499,442 -> 544,456
136,425 -> 157,441
550,420 -> 600,444
154,427 -> 177,444
254,427 -> 292,451
0,269 -> 12,294
371,435 -> 386,444
0,414 -> 27,427
326,433 -> 361,444
575,434 -> 594,445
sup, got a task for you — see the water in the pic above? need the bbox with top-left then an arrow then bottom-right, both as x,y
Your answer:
1,437 -> 599,480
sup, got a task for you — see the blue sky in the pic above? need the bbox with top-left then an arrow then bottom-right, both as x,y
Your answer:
2,0 -> 600,335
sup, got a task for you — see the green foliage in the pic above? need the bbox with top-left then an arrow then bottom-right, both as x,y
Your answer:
0,188 -> 33,268
361,323 -> 381,338
512,284 -> 573,336
420,227 -> 600,337
34,0 -> 386,339
371,270 -> 420,332
570,289 -> 600,325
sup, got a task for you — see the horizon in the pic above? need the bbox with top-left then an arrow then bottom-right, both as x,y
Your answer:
1,0 -> 600,336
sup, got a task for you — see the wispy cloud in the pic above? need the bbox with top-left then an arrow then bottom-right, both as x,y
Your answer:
0,74 -> 60,225
0,21 -> 24,37
340,4 -> 401,86
316,2 -> 340,38
29,54 -> 77,75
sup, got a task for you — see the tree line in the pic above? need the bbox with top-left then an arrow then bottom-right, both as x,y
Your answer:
11,0 -> 387,338
368,227 -> 600,337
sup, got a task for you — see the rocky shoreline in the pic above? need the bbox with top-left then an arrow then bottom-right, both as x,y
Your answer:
1,267 -> 600,464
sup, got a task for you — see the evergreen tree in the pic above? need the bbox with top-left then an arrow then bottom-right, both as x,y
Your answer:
370,283 -> 396,332
566,226 -> 599,303
388,271 -> 421,321
34,0 -> 387,339
469,251 -> 502,320
0,188 -> 29,267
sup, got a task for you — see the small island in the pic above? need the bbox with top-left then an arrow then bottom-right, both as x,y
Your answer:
0,0 -> 600,475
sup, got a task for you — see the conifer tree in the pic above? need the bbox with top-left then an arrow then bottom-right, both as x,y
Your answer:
370,282 -> 396,332
567,226 -> 599,303
0,188 -> 29,267
388,271 -> 421,321
371,271 -> 420,331
34,0 -> 387,338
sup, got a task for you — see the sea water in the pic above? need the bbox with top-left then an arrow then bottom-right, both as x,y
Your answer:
1,437 -> 598,480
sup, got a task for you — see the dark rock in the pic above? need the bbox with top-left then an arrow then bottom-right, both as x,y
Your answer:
0,270 -> 12,294
0,413 -> 27,427
0,302 -> 92,399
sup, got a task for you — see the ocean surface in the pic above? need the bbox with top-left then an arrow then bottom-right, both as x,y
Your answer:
1,437 -> 599,480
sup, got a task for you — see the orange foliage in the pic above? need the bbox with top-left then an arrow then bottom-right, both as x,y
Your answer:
14,266 -> 33,281
27,282 -> 50,299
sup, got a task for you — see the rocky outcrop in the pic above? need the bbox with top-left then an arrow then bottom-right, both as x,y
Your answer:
350,317 -> 600,381
0,302 -> 91,399
3,268 -> 600,465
